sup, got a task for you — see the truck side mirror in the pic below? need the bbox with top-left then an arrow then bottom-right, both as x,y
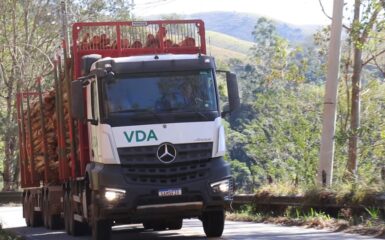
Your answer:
81,54 -> 101,76
71,80 -> 85,120
225,72 -> 240,113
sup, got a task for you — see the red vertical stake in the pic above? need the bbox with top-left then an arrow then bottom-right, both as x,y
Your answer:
199,20 -> 206,55
37,77 -> 49,184
117,24 -> 121,56
26,92 -> 37,186
16,94 -> 25,187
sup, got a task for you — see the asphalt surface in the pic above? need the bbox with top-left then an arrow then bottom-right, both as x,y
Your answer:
0,206 -> 377,240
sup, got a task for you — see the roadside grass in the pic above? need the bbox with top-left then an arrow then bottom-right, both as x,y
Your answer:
255,182 -> 303,196
227,205 -> 385,236
251,181 -> 385,207
229,182 -> 385,237
227,205 -> 336,229
0,223 -> 23,240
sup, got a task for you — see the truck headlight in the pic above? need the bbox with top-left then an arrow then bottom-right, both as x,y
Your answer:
104,188 -> 126,202
210,179 -> 231,194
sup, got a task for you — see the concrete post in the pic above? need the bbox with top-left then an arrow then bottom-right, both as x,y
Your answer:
317,0 -> 344,186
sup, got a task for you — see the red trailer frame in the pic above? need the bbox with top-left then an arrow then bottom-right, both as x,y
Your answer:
72,20 -> 206,78
17,90 -> 45,188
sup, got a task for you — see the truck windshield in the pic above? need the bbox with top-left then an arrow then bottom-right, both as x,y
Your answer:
103,70 -> 218,115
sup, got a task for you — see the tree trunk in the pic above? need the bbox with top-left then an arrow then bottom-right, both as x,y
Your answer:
347,0 -> 362,178
3,90 -> 16,191
347,50 -> 362,177
3,133 -> 16,191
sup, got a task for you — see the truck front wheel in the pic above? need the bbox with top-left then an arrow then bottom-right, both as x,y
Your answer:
202,210 -> 225,238
91,192 -> 111,240
92,218 -> 111,240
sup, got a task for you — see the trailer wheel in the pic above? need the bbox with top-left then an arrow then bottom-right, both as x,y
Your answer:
23,193 -> 31,227
44,195 -> 62,230
202,210 -> 225,238
29,195 -> 43,227
43,195 -> 49,228
50,214 -> 63,230
64,191 -> 71,234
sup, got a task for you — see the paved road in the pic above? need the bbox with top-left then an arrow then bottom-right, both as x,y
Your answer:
0,206 -> 376,240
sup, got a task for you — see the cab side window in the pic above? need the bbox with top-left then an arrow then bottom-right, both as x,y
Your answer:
90,80 -> 98,119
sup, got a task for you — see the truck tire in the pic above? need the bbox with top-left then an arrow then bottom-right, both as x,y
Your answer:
49,214 -> 63,230
202,210 -> 225,238
168,218 -> 183,230
44,196 -> 62,230
92,218 -> 111,240
68,188 -> 88,236
29,195 -> 43,227
91,192 -> 111,240
23,194 -> 31,227
43,196 -> 49,228
64,191 -> 71,234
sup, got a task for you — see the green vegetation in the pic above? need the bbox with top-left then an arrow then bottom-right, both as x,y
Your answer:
0,0 -> 384,200
190,11 -> 317,43
0,0 -> 135,190
228,206 -> 335,229
0,224 -> 22,240
220,1 -> 385,194
206,31 -> 254,55
208,45 -> 248,62
227,204 -> 385,236
365,208 -> 380,221
0,231 -> 22,240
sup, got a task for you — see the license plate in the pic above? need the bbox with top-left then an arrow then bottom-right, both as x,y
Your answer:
158,188 -> 182,197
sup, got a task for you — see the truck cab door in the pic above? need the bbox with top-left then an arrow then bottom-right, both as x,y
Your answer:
87,79 -> 100,163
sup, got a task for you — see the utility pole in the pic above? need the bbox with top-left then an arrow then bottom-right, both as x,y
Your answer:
317,0 -> 344,187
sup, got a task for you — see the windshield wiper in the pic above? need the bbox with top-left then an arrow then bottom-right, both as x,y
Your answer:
190,110 -> 209,121
111,108 -> 163,122
162,107 -> 209,121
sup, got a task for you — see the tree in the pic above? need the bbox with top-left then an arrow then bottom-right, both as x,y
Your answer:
0,0 -> 59,190
345,0 -> 385,177
220,17 -> 327,191
68,0 -> 134,22
318,0 -> 385,181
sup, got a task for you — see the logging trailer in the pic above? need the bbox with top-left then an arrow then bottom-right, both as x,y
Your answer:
16,19 -> 239,240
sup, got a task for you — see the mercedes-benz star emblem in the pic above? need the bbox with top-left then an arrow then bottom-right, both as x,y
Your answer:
157,143 -> 177,164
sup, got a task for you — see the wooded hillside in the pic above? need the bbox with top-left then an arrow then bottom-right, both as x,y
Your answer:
0,0 -> 384,196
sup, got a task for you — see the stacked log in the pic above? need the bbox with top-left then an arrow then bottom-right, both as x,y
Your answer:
180,37 -> 196,47
78,32 -> 195,50
80,32 -> 117,50
23,87 -> 71,184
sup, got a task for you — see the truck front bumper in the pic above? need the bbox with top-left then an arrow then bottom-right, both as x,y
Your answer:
86,157 -> 232,221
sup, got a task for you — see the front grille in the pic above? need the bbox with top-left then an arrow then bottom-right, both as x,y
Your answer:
118,142 -> 213,185
138,195 -> 203,206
